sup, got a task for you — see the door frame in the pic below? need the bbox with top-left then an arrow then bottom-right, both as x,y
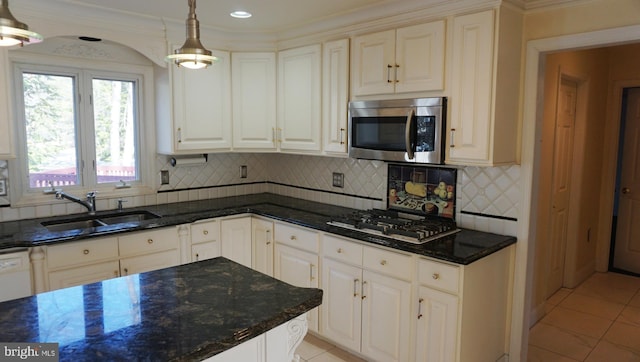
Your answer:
513,24 -> 640,361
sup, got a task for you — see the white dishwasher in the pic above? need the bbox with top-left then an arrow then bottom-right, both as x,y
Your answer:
0,248 -> 32,302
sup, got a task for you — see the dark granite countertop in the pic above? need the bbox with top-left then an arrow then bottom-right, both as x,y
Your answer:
0,257 -> 322,361
0,193 -> 516,265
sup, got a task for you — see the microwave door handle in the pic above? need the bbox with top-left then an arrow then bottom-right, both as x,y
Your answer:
405,109 -> 415,160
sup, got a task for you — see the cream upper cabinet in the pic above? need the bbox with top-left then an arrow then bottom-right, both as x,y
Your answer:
322,39 -> 350,155
277,44 -> 322,152
231,52 -> 277,150
351,21 -> 445,97
447,7 -> 522,166
0,48 -> 14,158
156,48 -> 232,154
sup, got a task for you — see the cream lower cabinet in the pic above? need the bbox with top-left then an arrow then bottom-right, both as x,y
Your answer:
43,228 -> 181,292
190,218 -> 221,262
322,235 -> 411,362
251,217 -> 274,276
220,216 -> 253,268
273,222 -> 320,333
415,245 -> 514,362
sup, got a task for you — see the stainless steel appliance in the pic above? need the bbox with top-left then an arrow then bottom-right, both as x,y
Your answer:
327,209 -> 459,244
348,97 -> 446,164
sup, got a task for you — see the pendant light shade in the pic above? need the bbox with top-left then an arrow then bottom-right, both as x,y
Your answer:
165,0 -> 216,69
0,0 -> 42,47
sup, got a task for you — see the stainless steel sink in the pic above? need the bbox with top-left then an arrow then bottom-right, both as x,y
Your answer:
42,218 -> 107,232
41,210 -> 161,232
99,211 -> 161,225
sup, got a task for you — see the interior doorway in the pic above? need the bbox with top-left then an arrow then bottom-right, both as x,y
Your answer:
611,87 -> 640,276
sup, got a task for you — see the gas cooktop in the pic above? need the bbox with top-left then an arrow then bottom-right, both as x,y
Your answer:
327,208 -> 460,244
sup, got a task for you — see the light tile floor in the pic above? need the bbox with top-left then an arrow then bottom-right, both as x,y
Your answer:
528,272 -> 640,361
297,334 -> 366,362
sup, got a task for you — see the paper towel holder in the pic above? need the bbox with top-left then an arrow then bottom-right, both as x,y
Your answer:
170,154 -> 208,167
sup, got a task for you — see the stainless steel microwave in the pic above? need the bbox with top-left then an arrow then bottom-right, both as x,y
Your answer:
348,97 -> 446,164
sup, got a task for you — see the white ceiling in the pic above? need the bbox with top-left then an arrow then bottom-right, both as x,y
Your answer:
64,0 -> 410,34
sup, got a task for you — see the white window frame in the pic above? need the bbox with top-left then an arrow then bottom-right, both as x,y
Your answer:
9,54 -> 156,207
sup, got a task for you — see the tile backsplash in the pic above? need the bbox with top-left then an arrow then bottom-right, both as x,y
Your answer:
0,154 -> 520,236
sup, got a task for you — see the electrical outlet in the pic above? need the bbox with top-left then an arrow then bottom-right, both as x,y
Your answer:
332,172 -> 344,188
240,165 -> 248,178
160,170 -> 170,185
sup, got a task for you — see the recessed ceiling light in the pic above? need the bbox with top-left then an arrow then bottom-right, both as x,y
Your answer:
230,10 -> 252,19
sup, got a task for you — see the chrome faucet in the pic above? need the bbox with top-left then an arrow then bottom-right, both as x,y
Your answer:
55,190 -> 97,215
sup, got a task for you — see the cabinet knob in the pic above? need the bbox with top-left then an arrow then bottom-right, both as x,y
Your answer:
432,273 -> 440,280
147,238 -> 154,244
124,268 -> 129,275
290,235 -> 297,240
114,270 -> 119,277
337,248 -> 343,254
266,241 -> 272,245
195,253 -> 200,261
380,260 -> 387,266
203,230 -> 208,235
83,249 -> 90,255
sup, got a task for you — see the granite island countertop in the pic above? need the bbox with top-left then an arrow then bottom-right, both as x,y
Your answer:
0,257 -> 323,361
0,192 -> 516,265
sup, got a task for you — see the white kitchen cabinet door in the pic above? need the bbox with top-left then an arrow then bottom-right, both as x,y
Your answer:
321,258 -> 362,352
447,7 -> 521,166
274,243 -> 319,332
232,52 -> 277,150
0,48 -> 14,158
120,249 -> 180,276
221,217 -> 253,268
415,286 -> 459,362
395,21 -> 445,93
48,261 -> 120,290
157,48 -> 232,154
351,29 -> 396,96
251,217 -> 274,276
322,39 -> 349,155
351,21 -> 445,97
192,241 -> 221,262
360,270 -> 411,362
277,44 -> 322,152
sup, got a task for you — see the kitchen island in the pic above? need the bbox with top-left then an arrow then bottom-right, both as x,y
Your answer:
0,257 -> 322,361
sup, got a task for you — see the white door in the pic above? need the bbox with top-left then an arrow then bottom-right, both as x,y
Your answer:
321,258 -> 362,352
251,218 -> 274,276
546,78 -> 577,296
415,286 -> 458,362
360,270 -> 411,362
614,87 -> 640,274
274,243 -> 319,332
351,29 -> 396,96
221,217 -> 253,268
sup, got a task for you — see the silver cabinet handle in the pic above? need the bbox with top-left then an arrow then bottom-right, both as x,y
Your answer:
310,264 -> 315,281
418,298 -> 424,319
353,279 -> 360,297
450,128 -> 456,148
387,64 -> 393,83
177,128 -> 182,143
340,128 -> 345,145
272,127 -> 276,145
394,64 -> 399,83
405,109 -> 415,160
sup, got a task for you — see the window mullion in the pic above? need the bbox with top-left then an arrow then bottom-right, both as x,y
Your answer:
79,71 -> 97,187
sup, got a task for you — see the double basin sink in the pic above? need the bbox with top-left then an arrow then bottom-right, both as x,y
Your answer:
41,210 -> 161,232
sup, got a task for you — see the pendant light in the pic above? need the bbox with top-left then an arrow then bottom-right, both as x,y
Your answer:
0,0 -> 42,47
165,0 -> 216,70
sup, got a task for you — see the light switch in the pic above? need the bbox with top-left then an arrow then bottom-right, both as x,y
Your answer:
332,173 -> 344,188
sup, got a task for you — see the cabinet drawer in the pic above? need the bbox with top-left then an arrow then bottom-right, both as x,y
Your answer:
363,246 -> 412,280
118,228 -> 178,257
275,223 -> 319,252
191,219 -> 220,244
418,258 -> 460,294
48,260 -> 120,290
323,235 -> 363,265
47,237 -> 119,270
